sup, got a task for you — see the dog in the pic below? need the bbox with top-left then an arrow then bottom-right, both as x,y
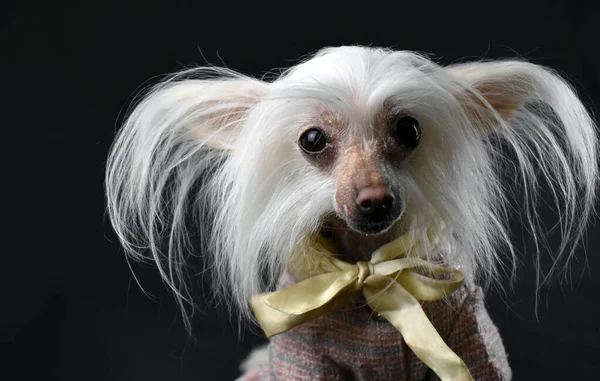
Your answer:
106,46 -> 597,380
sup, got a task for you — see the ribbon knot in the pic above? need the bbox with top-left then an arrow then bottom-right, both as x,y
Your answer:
250,233 -> 474,381
354,261 -> 374,290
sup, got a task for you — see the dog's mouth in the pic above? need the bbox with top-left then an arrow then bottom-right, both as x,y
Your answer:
319,215 -> 402,263
346,218 -> 398,235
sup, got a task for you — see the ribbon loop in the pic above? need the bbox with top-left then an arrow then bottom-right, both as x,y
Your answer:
250,233 -> 474,381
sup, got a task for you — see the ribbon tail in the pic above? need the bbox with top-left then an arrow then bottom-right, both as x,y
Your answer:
250,293 -> 325,337
364,276 -> 474,381
251,269 -> 359,337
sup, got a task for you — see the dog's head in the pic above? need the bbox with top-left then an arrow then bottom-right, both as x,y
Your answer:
106,47 -> 597,326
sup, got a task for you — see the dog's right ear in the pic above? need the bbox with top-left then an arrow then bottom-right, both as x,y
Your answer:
184,79 -> 268,150
105,71 -> 269,331
146,76 -> 269,151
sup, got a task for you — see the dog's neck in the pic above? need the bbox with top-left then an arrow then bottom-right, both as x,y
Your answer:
322,218 -> 400,263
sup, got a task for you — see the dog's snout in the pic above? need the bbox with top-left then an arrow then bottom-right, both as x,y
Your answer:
356,187 -> 394,220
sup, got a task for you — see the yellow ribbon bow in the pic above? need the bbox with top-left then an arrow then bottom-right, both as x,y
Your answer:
250,233 -> 474,381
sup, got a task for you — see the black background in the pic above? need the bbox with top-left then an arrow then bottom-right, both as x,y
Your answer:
4,0 -> 600,380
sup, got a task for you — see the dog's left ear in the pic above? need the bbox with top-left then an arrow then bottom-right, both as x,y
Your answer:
448,61 -> 536,129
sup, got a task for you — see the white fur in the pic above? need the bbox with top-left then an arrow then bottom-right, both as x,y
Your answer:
105,46 -> 598,330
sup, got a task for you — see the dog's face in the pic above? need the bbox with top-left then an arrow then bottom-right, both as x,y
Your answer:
296,107 -> 419,235
232,48 -> 459,246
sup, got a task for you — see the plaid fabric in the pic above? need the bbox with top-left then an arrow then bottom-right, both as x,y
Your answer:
241,272 -> 511,380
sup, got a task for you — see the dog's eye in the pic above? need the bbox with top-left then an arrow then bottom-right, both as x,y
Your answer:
299,128 -> 327,153
391,116 -> 421,149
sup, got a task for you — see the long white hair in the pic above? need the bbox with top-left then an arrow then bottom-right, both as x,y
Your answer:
105,46 -> 597,330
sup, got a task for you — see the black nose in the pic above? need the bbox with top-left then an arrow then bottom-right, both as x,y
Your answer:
356,186 -> 395,220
